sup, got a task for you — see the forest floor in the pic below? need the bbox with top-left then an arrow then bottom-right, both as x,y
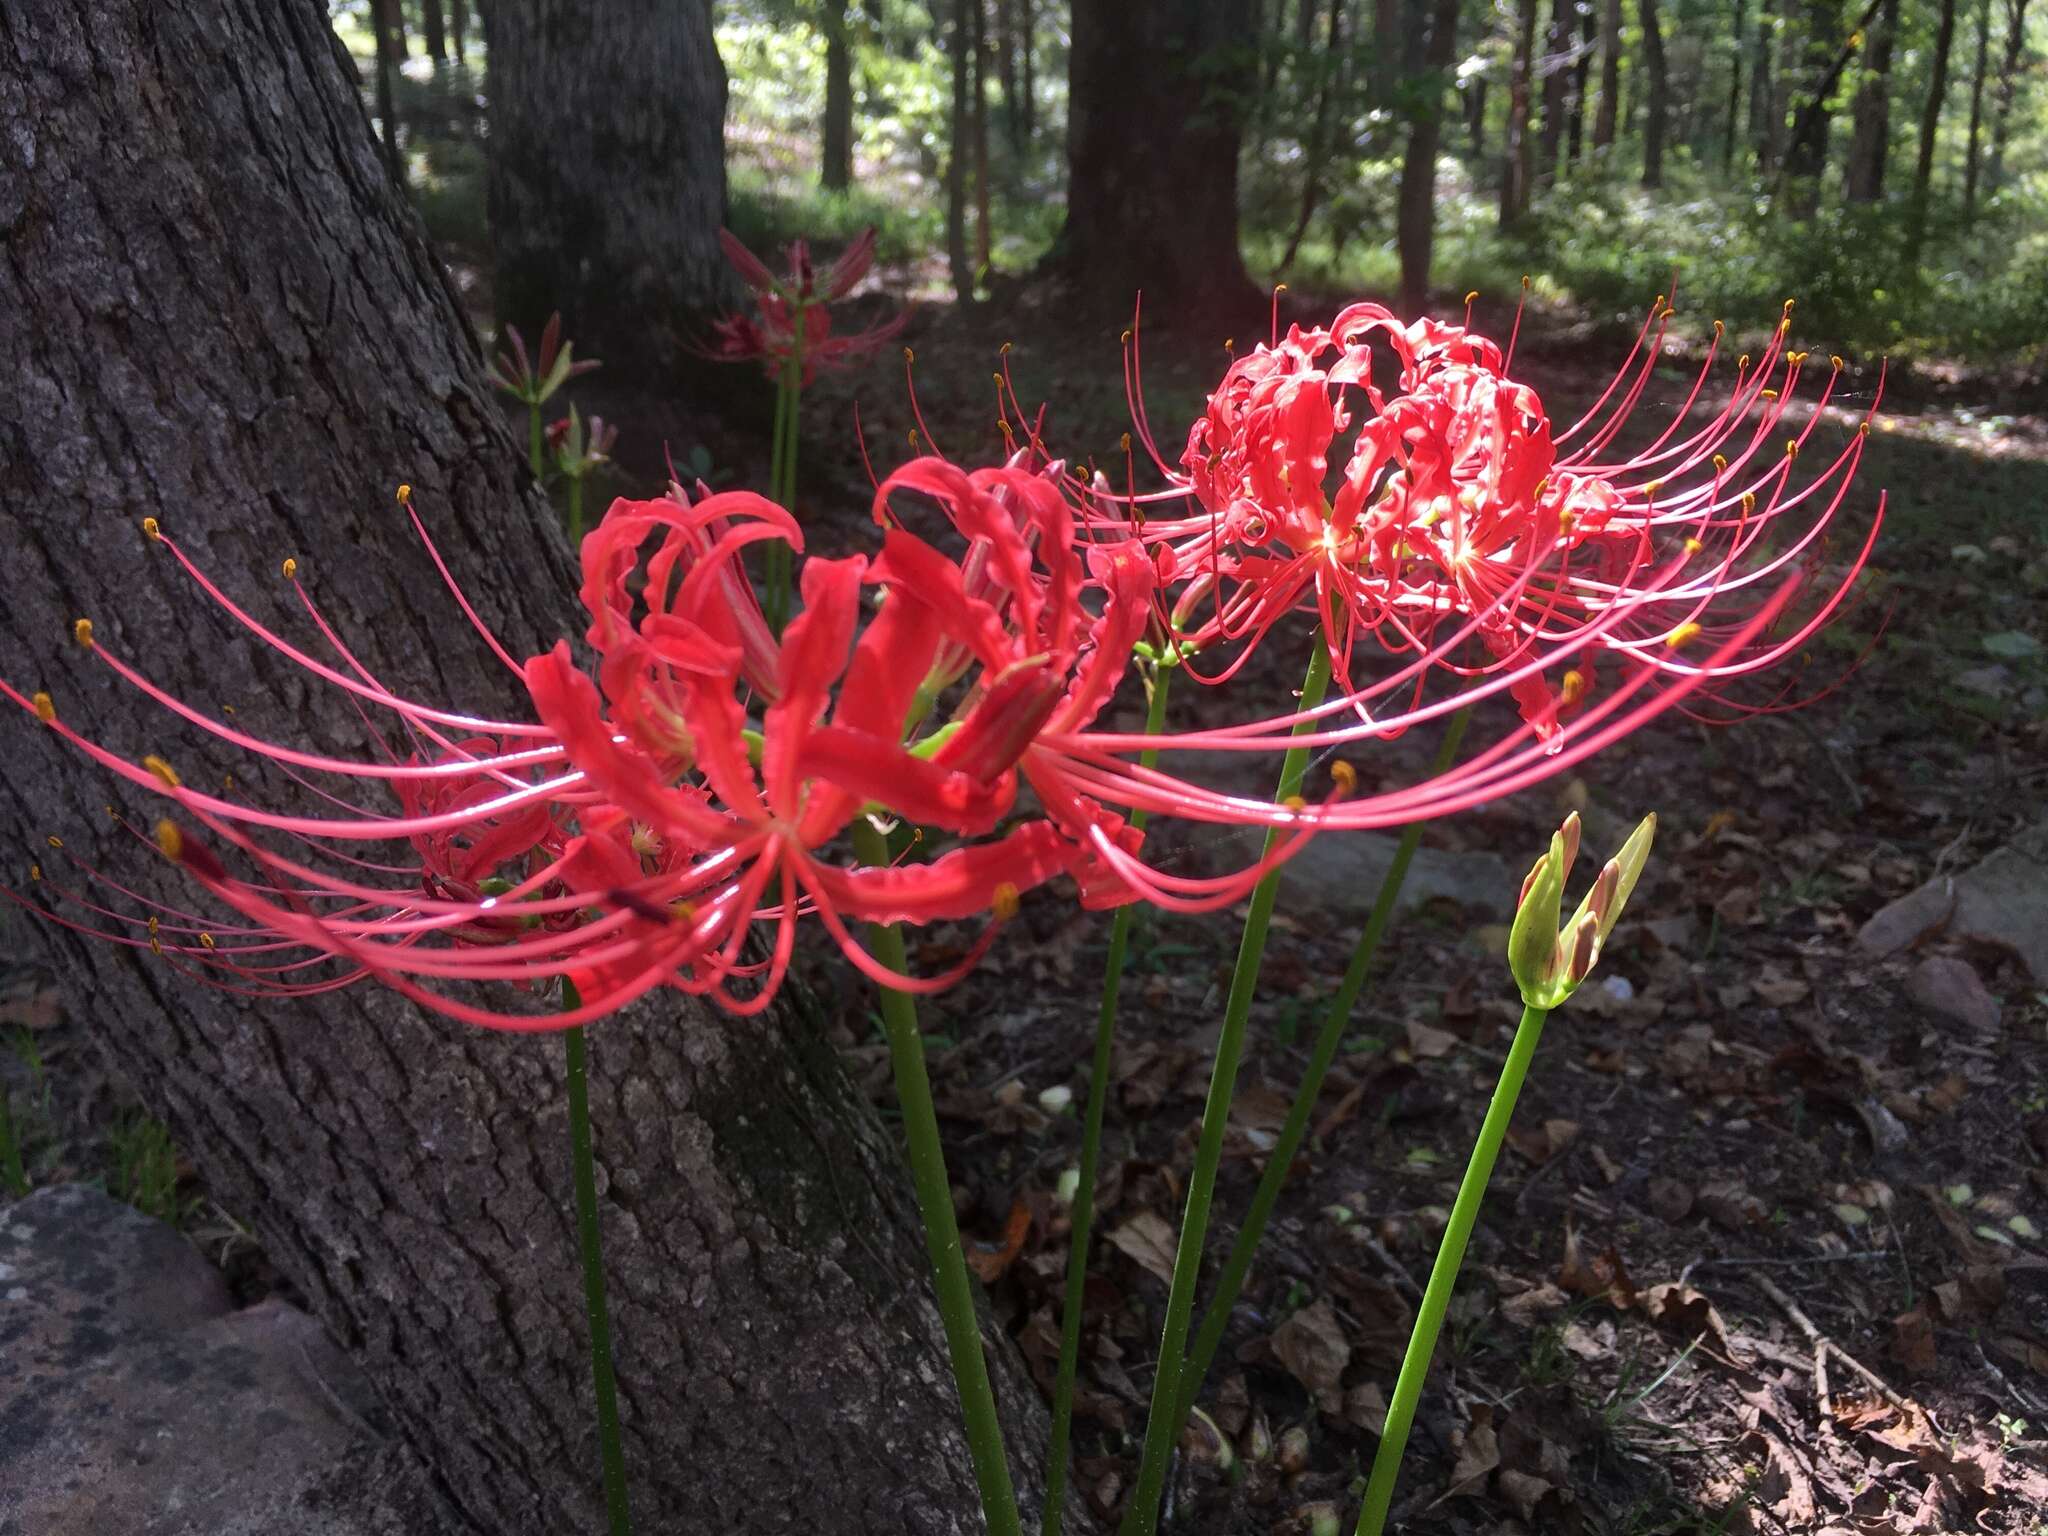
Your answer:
5,278 -> 2047,1536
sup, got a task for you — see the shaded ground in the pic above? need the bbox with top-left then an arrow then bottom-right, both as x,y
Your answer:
8,144 -> 2048,1535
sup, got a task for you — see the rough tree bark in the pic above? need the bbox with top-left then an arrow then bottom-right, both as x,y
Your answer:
1963,0 -> 1991,215
1640,0 -> 1669,186
1048,0 -> 1259,325
0,3 -> 1068,1534
485,0 -> 734,378
1845,0 -> 1899,202
1398,0 -> 1462,315
422,0 -> 450,64
370,0 -> 405,183
823,0 -> 855,190
1907,0 -> 1959,253
1986,0 -> 2032,191
1538,0 -> 1571,181
1594,0 -> 1621,148
1501,0 -> 1540,224
1569,0 -> 1596,161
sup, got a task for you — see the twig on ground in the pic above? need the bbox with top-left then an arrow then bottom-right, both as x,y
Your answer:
1750,1273 -> 1936,1433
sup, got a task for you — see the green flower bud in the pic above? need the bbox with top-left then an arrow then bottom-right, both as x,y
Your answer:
1509,811 -> 1656,1008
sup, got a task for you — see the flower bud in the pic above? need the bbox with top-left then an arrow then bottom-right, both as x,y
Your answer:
1509,812 -> 1655,1009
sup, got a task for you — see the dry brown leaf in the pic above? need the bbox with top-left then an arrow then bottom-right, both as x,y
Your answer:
1640,1281 -> 1739,1361
1753,966 -> 1810,1007
1342,1381 -> 1387,1436
1508,1117 -> 1580,1165
1559,1223 -> 1636,1308
1105,1211 -> 1177,1286
1890,1305 -> 1938,1375
965,1201 -> 1031,1283
1404,1019 -> 1459,1059
1269,1297 -> 1351,1414
1434,1405 -> 1500,1503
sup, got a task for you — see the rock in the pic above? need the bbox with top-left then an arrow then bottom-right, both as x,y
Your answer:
1646,1177 -> 1695,1225
1283,832 -> 1510,920
0,1185 -> 453,1535
1907,955 -> 2004,1033
1856,879 -> 1955,960
1949,827 -> 2048,983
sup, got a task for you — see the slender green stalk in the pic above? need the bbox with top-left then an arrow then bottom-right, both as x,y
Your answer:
1120,640 -> 1334,1536
1354,1001 -> 1551,1536
763,368 -> 791,632
773,358 -> 803,631
850,818 -> 1022,1536
1044,655 -> 1177,1536
561,985 -> 632,1536
528,403 -> 545,480
1173,703 -> 1474,1431
568,476 -> 585,547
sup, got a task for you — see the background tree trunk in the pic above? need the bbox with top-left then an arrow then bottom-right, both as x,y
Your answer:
1538,0 -> 1571,180
1751,0 -> 1779,170
822,0 -> 856,190
973,0 -> 992,271
1639,0 -> 1669,185
1398,0 -> 1462,314
422,0 -> 450,63
1280,0 -> 1347,270
1724,0 -> 1747,167
0,3 -> 1066,1533
947,0 -> 974,301
1986,0 -> 2028,192
1468,76 -> 1488,157
1501,0 -> 1540,223
1962,0 -> 1992,215
1049,0 -> 1259,325
1907,0 -> 1959,253
1844,0 -> 1900,202
485,0 -> 733,378
1570,0 -> 1596,160
1594,0 -> 1621,148
450,0 -> 468,60
1019,0 -> 1036,139
1781,0 -> 1847,213
371,0 -> 405,182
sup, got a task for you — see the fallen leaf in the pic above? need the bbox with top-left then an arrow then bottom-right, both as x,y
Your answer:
1647,1177 -> 1695,1224
1434,1405 -> 1499,1503
1890,1306 -> 1938,1375
1753,967 -> 1810,1006
1342,1381 -> 1387,1436
1405,1019 -> 1459,1059
1696,1179 -> 1767,1230
1559,1223 -> 1636,1308
965,1201 -> 1032,1283
1495,1468 -> 1554,1522
1508,1117 -> 1580,1165
1640,1281 -> 1739,1360
1106,1211 -> 1177,1286
1270,1297 -> 1351,1414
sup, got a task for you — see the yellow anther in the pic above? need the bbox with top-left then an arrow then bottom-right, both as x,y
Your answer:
1464,290 -> 1480,305
144,755 -> 182,789
1000,340 -> 1013,354
1684,536 -> 1704,554
1760,388 -> 1779,400
1783,298 -> 1796,314
1785,439 -> 1799,459
148,915 -> 158,935
32,691 -> 55,723
1830,354 -> 1844,370
1779,317 -> 1791,335
1644,480 -> 1662,497
1120,432 -> 1133,453
1331,761 -> 1356,793
670,900 -> 698,923
29,864 -> 40,882
46,835 -> 62,849
993,882 -> 1021,922
73,618 -> 94,649
105,805 -> 118,819
1713,319 -> 1725,337
1223,338 -> 1233,351
1283,794 -> 1307,812
1561,669 -> 1586,705
1741,492 -> 1757,515
1274,282 -> 1288,294
1858,422 -> 1871,437
902,346 -> 915,363
907,429 -> 920,448
282,557 -> 298,580
222,705 -> 235,715
141,516 -> 161,541
150,935 -> 163,956
154,820 -> 183,860
1666,622 -> 1703,649
222,774 -> 234,790
1712,454 -> 1728,474
1739,353 -> 1751,370
1523,275 -> 1533,290
396,483 -> 412,504
199,932 -> 216,949
1791,350 -> 1809,366
1661,306 -> 1675,320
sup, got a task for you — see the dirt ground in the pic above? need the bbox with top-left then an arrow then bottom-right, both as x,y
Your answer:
5,288 -> 2045,1535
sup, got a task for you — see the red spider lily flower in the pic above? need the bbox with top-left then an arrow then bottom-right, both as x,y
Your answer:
1094,294 -> 1883,739
709,227 -> 907,386
486,311 -> 600,407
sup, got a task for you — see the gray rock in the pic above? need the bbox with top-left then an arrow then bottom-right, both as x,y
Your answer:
1950,826 -> 2048,984
1906,955 -> 2004,1034
1282,832 -> 1511,920
1856,879 -> 1955,960
0,1185 -> 456,1535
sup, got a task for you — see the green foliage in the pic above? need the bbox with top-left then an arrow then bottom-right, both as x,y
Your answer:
107,1113 -> 196,1226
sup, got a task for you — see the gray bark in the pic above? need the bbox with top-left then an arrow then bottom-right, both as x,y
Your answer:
823,0 -> 855,190
1986,0 -> 2032,191
1963,0 -> 1991,215
484,0 -> 735,375
0,3 -> 1065,1533
1845,0 -> 1900,203
1640,0 -> 1668,186
1398,0 -> 1462,314
1594,0 -> 1621,147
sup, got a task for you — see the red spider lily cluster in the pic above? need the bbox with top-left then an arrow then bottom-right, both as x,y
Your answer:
709,227 -> 908,386
5,296 -> 1882,1030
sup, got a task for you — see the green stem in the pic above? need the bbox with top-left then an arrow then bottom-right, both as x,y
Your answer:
1353,1001 -> 1551,1536
774,361 -> 802,632
561,988 -> 632,1536
1045,656 -> 1177,1536
764,370 -> 791,633
1120,639 -> 1334,1536
568,476 -> 584,547
1173,703 -> 1473,1431
850,818 -> 1022,1536
528,402 -> 545,481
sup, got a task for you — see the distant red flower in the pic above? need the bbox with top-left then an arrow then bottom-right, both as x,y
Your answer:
710,226 -> 907,386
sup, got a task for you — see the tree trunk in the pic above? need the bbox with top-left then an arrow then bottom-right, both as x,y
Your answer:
1752,0 -> 1780,169
1374,0 -> 1400,101
1501,0 -> 1539,224
973,0 -> 992,271
1020,0 -> 1036,138
423,0 -> 450,62
1594,0 -> 1621,148
0,3 -> 1065,1534
1907,0 -> 1958,253
1569,0 -> 1595,160
1280,0 -> 1347,270
1469,76 -> 1488,157
1640,0 -> 1669,186
371,0 -> 405,181
1962,0 -> 1991,215
1049,0 -> 1258,325
947,0 -> 973,301
1781,0 -> 1846,213
1986,0 -> 2028,192
1724,0 -> 1746,168
997,0 -> 1021,142
1844,0 -> 1899,202
823,0 -> 855,190
1537,0 -> 1570,180
450,0 -> 468,60
1399,0 -> 1462,314
485,0 -> 733,378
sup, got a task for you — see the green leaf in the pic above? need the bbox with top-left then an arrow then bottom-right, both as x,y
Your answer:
1982,631 -> 2042,660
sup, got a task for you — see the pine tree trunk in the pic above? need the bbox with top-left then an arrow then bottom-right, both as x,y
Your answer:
1501,0 -> 1539,223
997,0 -> 1020,142
1845,0 -> 1899,202
485,0 -> 734,377
450,0 -> 468,60
1724,0 -> 1746,168
973,0 -> 992,270
947,0 -> 973,301
1538,0 -> 1570,180
1752,0 -> 1780,170
1398,0 -> 1462,314
1907,0 -> 1958,252
1962,0 -> 1991,215
1594,0 -> 1621,148
1986,0 -> 2028,193
1019,0 -> 1036,138
0,3 -> 1067,1533
1639,0 -> 1669,185
423,0 -> 450,62
371,0 -> 405,181
1569,0 -> 1595,161
823,0 -> 855,190
1374,0 -> 1400,102
1281,0 -> 1347,270
1049,0 -> 1258,324
1781,0 -> 1845,213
